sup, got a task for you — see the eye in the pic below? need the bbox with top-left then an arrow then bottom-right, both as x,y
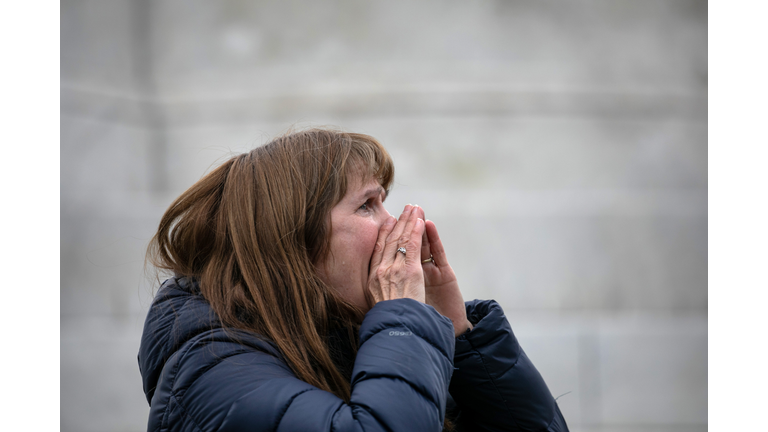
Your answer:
359,199 -> 372,211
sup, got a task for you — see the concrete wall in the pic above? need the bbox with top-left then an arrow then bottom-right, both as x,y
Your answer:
61,1 -> 707,431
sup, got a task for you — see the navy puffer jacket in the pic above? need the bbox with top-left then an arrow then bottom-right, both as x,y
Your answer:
138,277 -> 568,431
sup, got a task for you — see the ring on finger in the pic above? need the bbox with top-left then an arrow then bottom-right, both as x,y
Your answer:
421,256 -> 434,264
396,247 -> 407,256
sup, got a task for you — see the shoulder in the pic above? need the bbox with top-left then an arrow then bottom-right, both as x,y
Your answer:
148,327 -> 295,432
141,277 -> 295,432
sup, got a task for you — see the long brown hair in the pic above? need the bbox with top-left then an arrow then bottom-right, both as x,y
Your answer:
146,128 -> 394,401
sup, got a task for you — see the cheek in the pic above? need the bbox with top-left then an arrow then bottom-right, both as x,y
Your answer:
357,222 -> 381,259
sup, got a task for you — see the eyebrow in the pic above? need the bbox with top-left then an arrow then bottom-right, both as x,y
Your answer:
360,186 -> 387,202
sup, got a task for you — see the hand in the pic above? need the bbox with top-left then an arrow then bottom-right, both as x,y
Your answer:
367,205 -> 427,304
414,207 -> 472,337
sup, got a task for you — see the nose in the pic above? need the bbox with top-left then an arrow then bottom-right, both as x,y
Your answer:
379,207 -> 392,225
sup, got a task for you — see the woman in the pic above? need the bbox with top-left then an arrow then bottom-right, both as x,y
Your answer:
139,128 -> 569,432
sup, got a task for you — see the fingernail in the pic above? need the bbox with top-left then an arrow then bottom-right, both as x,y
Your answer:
386,216 -> 396,225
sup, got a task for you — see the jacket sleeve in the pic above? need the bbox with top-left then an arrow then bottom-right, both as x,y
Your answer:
449,300 -> 569,432
171,298 -> 455,432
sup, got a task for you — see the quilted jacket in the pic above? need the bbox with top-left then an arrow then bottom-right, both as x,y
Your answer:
138,276 -> 568,431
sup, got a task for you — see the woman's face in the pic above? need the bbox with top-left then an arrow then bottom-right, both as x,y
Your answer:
317,175 -> 391,311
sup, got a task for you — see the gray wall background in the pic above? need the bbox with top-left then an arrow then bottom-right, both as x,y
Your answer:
61,1 -> 707,431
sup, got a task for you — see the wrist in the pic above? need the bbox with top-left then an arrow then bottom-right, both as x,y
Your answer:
455,319 -> 473,338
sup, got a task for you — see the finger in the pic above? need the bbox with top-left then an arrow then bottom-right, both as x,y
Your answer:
369,216 -> 396,272
421,232 -> 431,264
405,218 -> 426,266
383,205 -> 412,259
413,205 -> 426,221
425,219 -> 448,268
395,205 -> 420,260
413,206 -> 431,261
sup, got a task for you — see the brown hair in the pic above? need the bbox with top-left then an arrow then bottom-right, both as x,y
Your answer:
146,128 -> 394,401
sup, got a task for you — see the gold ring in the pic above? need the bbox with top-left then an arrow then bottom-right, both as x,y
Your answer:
421,256 -> 434,264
